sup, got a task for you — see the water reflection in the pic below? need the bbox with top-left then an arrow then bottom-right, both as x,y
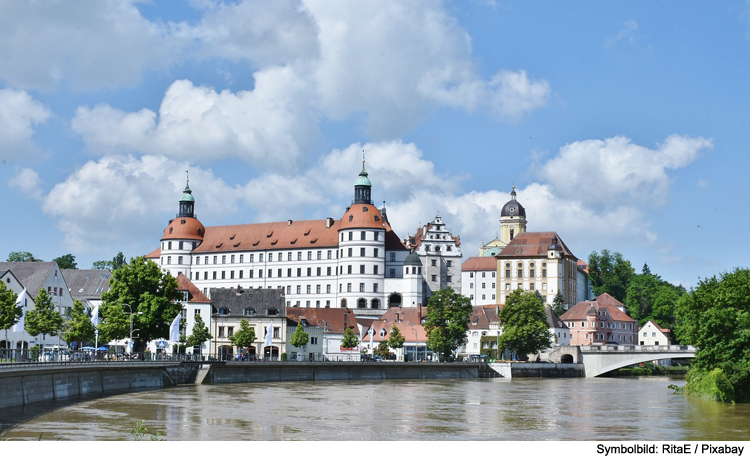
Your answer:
3,377 -> 750,441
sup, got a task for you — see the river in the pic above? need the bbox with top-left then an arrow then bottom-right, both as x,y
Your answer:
2,376 -> 750,441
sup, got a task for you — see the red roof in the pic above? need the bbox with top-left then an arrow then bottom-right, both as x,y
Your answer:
175,273 -> 211,303
560,293 -> 635,323
496,232 -> 576,258
286,308 -> 360,334
162,217 -> 206,241
462,256 -> 497,271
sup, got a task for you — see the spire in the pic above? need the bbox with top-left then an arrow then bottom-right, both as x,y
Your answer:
178,171 -> 195,218
353,149 -> 372,204
510,184 -> 517,200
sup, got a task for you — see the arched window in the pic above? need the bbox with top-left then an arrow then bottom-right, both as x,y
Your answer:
340,298 -> 348,308
388,293 -> 402,307
357,298 -> 367,309
371,298 -> 381,309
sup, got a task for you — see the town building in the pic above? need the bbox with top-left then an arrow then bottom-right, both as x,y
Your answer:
460,305 -> 501,359
545,305 -> 570,347
407,214 -> 462,300
148,160 -> 423,313
286,307 -> 361,361
0,262 -> 74,350
62,269 -> 111,313
559,293 -> 637,346
173,273 -> 213,356
285,310 -> 325,362
209,286 -> 287,360
460,256 -> 498,304
367,306 -> 429,362
496,232 -> 579,307
638,320 -> 673,366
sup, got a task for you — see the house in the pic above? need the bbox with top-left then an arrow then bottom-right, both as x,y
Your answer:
209,286 -> 287,360
62,269 -> 111,313
366,306 -> 429,362
460,305 -> 500,359
286,307 -> 361,361
173,273 -> 213,356
545,305 -> 570,347
560,293 -> 637,346
0,262 -> 74,350
406,214 -> 462,302
460,257 -> 498,305
147,161 -> 422,313
638,320 -> 673,366
285,309 -> 325,361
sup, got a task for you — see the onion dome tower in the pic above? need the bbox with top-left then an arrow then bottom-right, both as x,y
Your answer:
338,151 -> 386,310
500,185 -> 527,245
160,172 -> 205,278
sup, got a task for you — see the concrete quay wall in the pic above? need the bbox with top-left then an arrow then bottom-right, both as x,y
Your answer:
0,363 -> 194,410
209,362 -> 480,384
489,362 -> 584,378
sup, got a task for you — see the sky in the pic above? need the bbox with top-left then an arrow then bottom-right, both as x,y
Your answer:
1,0 -> 748,289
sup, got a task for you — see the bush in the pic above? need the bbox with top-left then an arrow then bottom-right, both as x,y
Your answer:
685,368 -> 735,403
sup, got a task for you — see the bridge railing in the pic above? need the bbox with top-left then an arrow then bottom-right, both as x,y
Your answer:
580,344 -> 696,353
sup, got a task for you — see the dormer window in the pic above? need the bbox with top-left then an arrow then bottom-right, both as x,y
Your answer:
218,308 -> 229,316
267,308 -> 278,316
244,307 -> 256,316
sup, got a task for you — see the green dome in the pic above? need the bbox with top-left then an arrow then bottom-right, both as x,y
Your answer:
355,169 -> 372,187
180,184 -> 195,202
404,252 -> 422,266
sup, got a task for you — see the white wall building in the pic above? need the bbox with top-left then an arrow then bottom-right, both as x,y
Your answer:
461,257 -> 498,305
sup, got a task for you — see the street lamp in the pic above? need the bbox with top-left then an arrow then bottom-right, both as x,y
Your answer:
123,304 -> 143,356
411,327 -> 417,362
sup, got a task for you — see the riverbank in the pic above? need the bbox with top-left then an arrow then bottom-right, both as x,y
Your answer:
601,364 -> 690,377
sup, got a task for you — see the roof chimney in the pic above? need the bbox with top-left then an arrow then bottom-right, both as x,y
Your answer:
326,217 -> 333,228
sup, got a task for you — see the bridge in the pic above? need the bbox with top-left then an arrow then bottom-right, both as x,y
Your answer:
547,344 -> 696,377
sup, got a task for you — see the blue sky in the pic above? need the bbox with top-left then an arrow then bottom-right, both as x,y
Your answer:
1,0 -> 747,289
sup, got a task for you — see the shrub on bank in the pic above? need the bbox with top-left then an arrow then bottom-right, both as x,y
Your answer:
684,368 -> 735,403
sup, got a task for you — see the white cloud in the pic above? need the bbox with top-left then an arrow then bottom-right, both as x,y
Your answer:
536,134 -> 713,210
72,74 -> 319,170
0,89 -> 51,162
606,20 -> 639,48
9,167 -> 43,200
0,0 -> 179,91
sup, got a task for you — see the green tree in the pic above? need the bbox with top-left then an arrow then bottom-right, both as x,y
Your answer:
0,282 -> 23,339
98,256 -> 182,350
424,287 -> 472,359
7,251 -> 42,262
675,268 -> 750,402
388,325 -> 405,350
551,291 -> 566,316
497,289 -> 552,359
185,314 -> 212,349
229,319 -> 256,348
25,289 -> 64,343
91,252 -> 128,271
290,322 -> 310,349
374,341 -> 390,358
64,300 -> 96,347
624,272 -> 661,322
341,327 -> 359,349
587,250 -> 635,302
53,254 -> 77,270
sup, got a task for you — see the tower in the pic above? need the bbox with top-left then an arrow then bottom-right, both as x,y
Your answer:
160,172 -> 205,279
500,186 -> 527,246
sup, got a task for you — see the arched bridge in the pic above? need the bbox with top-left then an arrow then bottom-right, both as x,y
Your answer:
554,345 -> 696,377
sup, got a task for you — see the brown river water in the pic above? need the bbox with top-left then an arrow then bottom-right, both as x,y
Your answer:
2,376 -> 750,441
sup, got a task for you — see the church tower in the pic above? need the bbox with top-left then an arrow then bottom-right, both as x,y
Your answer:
160,172 -> 205,279
500,186 -> 527,246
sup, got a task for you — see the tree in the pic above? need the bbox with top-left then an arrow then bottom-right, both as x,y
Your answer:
92,251 -> 128,271
551,291 -> 566,316
424,287 -> 472,359
229,319 -> 256,349
98,256 -> 182,350
341,327 -> 359,349
185,314 -> 212,349
24,289 -> 64,343
64,300 -> 96,347
290,322 -> 309,349
587,250 -> 635,302
675,268 -> 750,402
497,289 -> 552,359
374,341 -> 390,358
0,282 -> 23,339
7,251 -> 42,262
53,254 -> 77,270
388,325 -> 405,350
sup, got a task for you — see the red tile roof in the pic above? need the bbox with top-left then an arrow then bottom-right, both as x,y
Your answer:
496,232 -> 576,258
560,293 -> 635,323
162,217 -> 206,241
368,307 -> 428,342
286,307 -> 360,334
462,256 -> 498,271
175,273 -> 211,303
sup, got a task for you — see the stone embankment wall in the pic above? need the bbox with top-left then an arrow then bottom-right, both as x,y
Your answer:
489,362 -> 584,378
0,362 -> 197,410
208,362 -> 480,384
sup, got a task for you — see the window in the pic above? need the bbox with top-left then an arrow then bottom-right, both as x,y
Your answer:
327,250 -> 332,259
347,283 -> 352,292
178,256 -> 183,264
286,286 -> 291,294
517,263 -> 523,278
470,272 -> 474,278
431,275 -> 437,282
317,267 -> 321,276
348,248 -> 353,257
307,285 -> 311,294
373,248 -> 378,258
273,327 -> 280,338
196,257 -> 200,265
297,268 -> 301,277
267,269 -> 272,278
361,231 -> 366,240
218,327 -> 225,338
307,267 -> 312,276
373,265 -> 378,275
327,267 -> 331,276
348,232 -> 353,241
297,285 -> 301,294
447,260 -> 452,267
307,251 -> 312,260
360,265 -> 365,274
259,254 -> 264,262
230,271 -> 234,279
287,268 -> 292,277
326,284 -> 331,293
389,269 -> 396,278
374,232 -> 379,241
212,271 -> 216,279
360,283 -> 365,292
231,254 -> 235,263
373,283 -> 378,293
482,272 -> 486,278
167,256 -> 171,264
360,248 -> 366,257
278,268 -> 282,277
258,269 -> 263,278
348,265 -> 352,274
316,285 -> 321,294
390,252 -> 396,262
431,259 -> 437,267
